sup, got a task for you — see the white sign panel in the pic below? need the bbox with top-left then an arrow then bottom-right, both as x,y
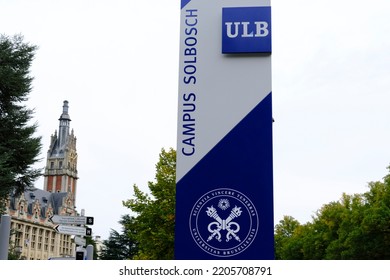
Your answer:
74,236 -> 86,246
50,215 -> 94,225
54,225 -> 92,237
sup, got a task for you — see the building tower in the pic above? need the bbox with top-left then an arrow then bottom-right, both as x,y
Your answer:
43,100 -> 78,206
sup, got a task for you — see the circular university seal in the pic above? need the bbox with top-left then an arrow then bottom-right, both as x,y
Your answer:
189,188 -> 259,257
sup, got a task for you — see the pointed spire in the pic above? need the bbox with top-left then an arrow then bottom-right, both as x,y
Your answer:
59,100 -> 71,121
58,100 -> 71,149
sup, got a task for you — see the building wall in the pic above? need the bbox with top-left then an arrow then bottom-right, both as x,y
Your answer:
6,192 -> 77,260
9,219 -> 75,260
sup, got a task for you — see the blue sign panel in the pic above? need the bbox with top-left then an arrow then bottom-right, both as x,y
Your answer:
222,6 -> 271,54
175,95 -> 274,259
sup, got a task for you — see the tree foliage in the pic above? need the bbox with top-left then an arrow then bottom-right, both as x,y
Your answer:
122,148 -> 176,259
0,34 -> 42,212
275,166 -> 390,259
99,214 -> 138,260
274,215 -> 302,259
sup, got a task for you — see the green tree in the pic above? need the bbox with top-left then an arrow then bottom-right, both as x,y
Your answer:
0,34 -> 42,213
274,215 -> 301,259
99,214 -> 139,260
357,178 -> 390,259
275,194 -> 366,260
123,148 -> 176,259
274,165 -> 390,259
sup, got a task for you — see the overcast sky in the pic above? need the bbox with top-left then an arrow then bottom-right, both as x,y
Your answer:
1,0 -> 390,240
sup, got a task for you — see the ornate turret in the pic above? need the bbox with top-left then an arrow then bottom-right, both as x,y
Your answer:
43,100 -> 78,208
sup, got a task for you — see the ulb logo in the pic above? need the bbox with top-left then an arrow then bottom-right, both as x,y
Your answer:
189,188 -> 258,257
222,6 -> 271,54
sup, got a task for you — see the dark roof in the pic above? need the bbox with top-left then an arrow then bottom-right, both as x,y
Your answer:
10,188 -> 71,216
50,192 -> 69,214
24,188 -> 51,205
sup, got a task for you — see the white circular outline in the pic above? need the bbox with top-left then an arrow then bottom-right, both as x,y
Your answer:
189,188 -> 259,257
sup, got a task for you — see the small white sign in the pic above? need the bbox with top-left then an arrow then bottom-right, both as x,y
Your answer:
74,236 -> 86,246
54,225 -> 92,236
50,215 -> 94,225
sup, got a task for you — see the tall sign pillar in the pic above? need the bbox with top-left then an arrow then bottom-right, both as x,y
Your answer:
175,0 -> 273,259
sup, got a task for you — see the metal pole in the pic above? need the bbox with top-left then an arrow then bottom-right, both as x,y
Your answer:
0,214 -> 11,260
86,244 -> 93,260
